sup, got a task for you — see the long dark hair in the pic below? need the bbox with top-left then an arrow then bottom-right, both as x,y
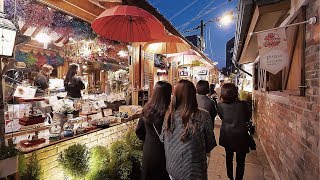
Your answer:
164,79 -> 199,142
64,64 -> 78,85
143,81 -> 172,123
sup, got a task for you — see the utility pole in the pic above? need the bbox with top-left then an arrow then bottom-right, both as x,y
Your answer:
200,20 -> 204,52
0,0 -> 5,147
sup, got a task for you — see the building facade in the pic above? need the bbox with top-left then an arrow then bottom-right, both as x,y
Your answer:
234,0 -> 319,179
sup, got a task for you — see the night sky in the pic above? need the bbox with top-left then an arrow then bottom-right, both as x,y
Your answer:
148,0 -> 238,68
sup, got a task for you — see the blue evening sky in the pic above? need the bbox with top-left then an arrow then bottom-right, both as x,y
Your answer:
148,0 -> 238,68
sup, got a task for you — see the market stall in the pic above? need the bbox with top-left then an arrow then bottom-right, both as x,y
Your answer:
0,0 -> 218,179
0,3 -> 151,180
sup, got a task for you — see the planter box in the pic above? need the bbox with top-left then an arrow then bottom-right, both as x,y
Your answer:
19,116 -> 45,126
0,156 -> 18,178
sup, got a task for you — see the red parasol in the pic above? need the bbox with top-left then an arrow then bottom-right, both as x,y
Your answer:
91,5 -> 166,42
142,34 -> 190,54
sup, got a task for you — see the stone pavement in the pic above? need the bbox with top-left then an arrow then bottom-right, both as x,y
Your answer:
208,119 -> 274,180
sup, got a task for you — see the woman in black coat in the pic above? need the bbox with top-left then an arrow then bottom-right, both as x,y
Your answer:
217,83 -> 252,180
135,81 -> 172,180
64,64 -> 85,98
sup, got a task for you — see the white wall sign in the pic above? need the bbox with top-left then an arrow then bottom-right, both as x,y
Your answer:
257,29 -> 289,74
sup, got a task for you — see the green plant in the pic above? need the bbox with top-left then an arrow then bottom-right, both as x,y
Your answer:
109,140 -> 132,180
86,168 -> 113,180
21,153 -> 42,180
58,144 -> 90,179
110,140 -> 130,161
128,150 -> 142,180
125,129 -> 142,151
0,143 -> 19,160
18,154 -> 27,176
89,146 -> 110,171
239,90 -> 252,103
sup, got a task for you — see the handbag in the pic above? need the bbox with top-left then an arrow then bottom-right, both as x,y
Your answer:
247,120 -> 256,150
248,134 -> 256,150
247,120 -> 255,135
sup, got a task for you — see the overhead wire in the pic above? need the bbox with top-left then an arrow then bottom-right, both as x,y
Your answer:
208,27 -> 214,59
177,0 -> 217,30
169,0 -> 199,21
178,0 -> 232,31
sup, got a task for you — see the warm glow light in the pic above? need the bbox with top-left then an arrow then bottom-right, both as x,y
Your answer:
220,15 -> 232,26
117,50 -> 128,58
35,33 -> 51,43
147,43 -> 162,52
82,48 -> 91,57
0,17 -> 17,56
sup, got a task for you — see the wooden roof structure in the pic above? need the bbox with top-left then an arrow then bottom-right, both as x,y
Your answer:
17,0 -> 215,67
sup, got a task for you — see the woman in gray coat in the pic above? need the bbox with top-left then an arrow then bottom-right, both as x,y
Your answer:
161,80 -> 216,180
196,80 -> 217,126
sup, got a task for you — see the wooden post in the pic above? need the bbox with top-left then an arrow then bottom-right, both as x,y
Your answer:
0,57 -> 5,146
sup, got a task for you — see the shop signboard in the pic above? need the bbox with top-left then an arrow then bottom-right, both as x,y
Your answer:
257,29 -> 289,75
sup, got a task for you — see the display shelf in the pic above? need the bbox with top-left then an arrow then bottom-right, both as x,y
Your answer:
5,125 -> 50,137
20,138 -> 46,148
79,111 -> 100,116
17,97 -> 45,103
19,116 -> 45,126
15,119 -> 137,154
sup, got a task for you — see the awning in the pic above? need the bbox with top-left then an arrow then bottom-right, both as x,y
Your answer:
239,1 -> 290,64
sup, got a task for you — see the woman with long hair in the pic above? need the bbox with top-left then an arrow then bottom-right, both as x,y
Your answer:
34,64 -> 53,96
136,81 -> 172,180
217,83 -> 251,180
162,79 -> 216,180
64,64 -> 85,98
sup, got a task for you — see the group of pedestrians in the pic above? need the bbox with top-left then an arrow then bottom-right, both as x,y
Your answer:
136,79 -> 252,180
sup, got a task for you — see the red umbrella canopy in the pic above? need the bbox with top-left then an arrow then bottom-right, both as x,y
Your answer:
92,5 -> 166,42
167,49 -> 201,63
142,34 -> 190,54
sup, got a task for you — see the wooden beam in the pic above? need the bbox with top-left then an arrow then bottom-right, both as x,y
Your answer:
98,1 -> 122,9
31,28 -> 43,38
37,0 -> 96,22
258,0 -> 290,15
63,0 -> 104,16
55,36 -> 65,43
20,24 -> 29,35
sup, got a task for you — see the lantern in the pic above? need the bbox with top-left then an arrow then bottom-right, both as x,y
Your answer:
0,13 -> 17,56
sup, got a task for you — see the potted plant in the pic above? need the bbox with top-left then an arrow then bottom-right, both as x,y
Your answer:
19,153 -> 42,180
58,144 -> 90,179
0,142 -> 19,178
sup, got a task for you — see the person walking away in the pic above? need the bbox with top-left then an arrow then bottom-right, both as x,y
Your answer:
215,79 -> 225,103
135,81 -> 172,180
64,64 -> 85,98
217,83 -> 252,180
34,64 -> 53,97
196,80 -> 217,126
209,84 -> 217,99
161,79 -> 216,180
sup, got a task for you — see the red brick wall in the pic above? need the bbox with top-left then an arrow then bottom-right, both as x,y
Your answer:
253,1 -> 320,180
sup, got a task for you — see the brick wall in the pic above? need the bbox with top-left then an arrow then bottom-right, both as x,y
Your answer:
253,1 -> 319,180
25,120 -> 138,180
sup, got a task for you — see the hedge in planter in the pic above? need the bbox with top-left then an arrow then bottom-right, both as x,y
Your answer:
58,144 -> 90,179
20,153 -> 42,180
86,146 -> 113,180
0,143 -> 19,178
108,129 -> 143,180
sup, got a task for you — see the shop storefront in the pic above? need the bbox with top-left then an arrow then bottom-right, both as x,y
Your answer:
0,0 -> 217,179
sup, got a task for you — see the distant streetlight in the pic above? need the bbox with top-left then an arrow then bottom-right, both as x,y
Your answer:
219,12 -> 234,27
184,11 -> 235,51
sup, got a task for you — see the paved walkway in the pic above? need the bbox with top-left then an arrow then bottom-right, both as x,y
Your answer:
208,120 -> 274,180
